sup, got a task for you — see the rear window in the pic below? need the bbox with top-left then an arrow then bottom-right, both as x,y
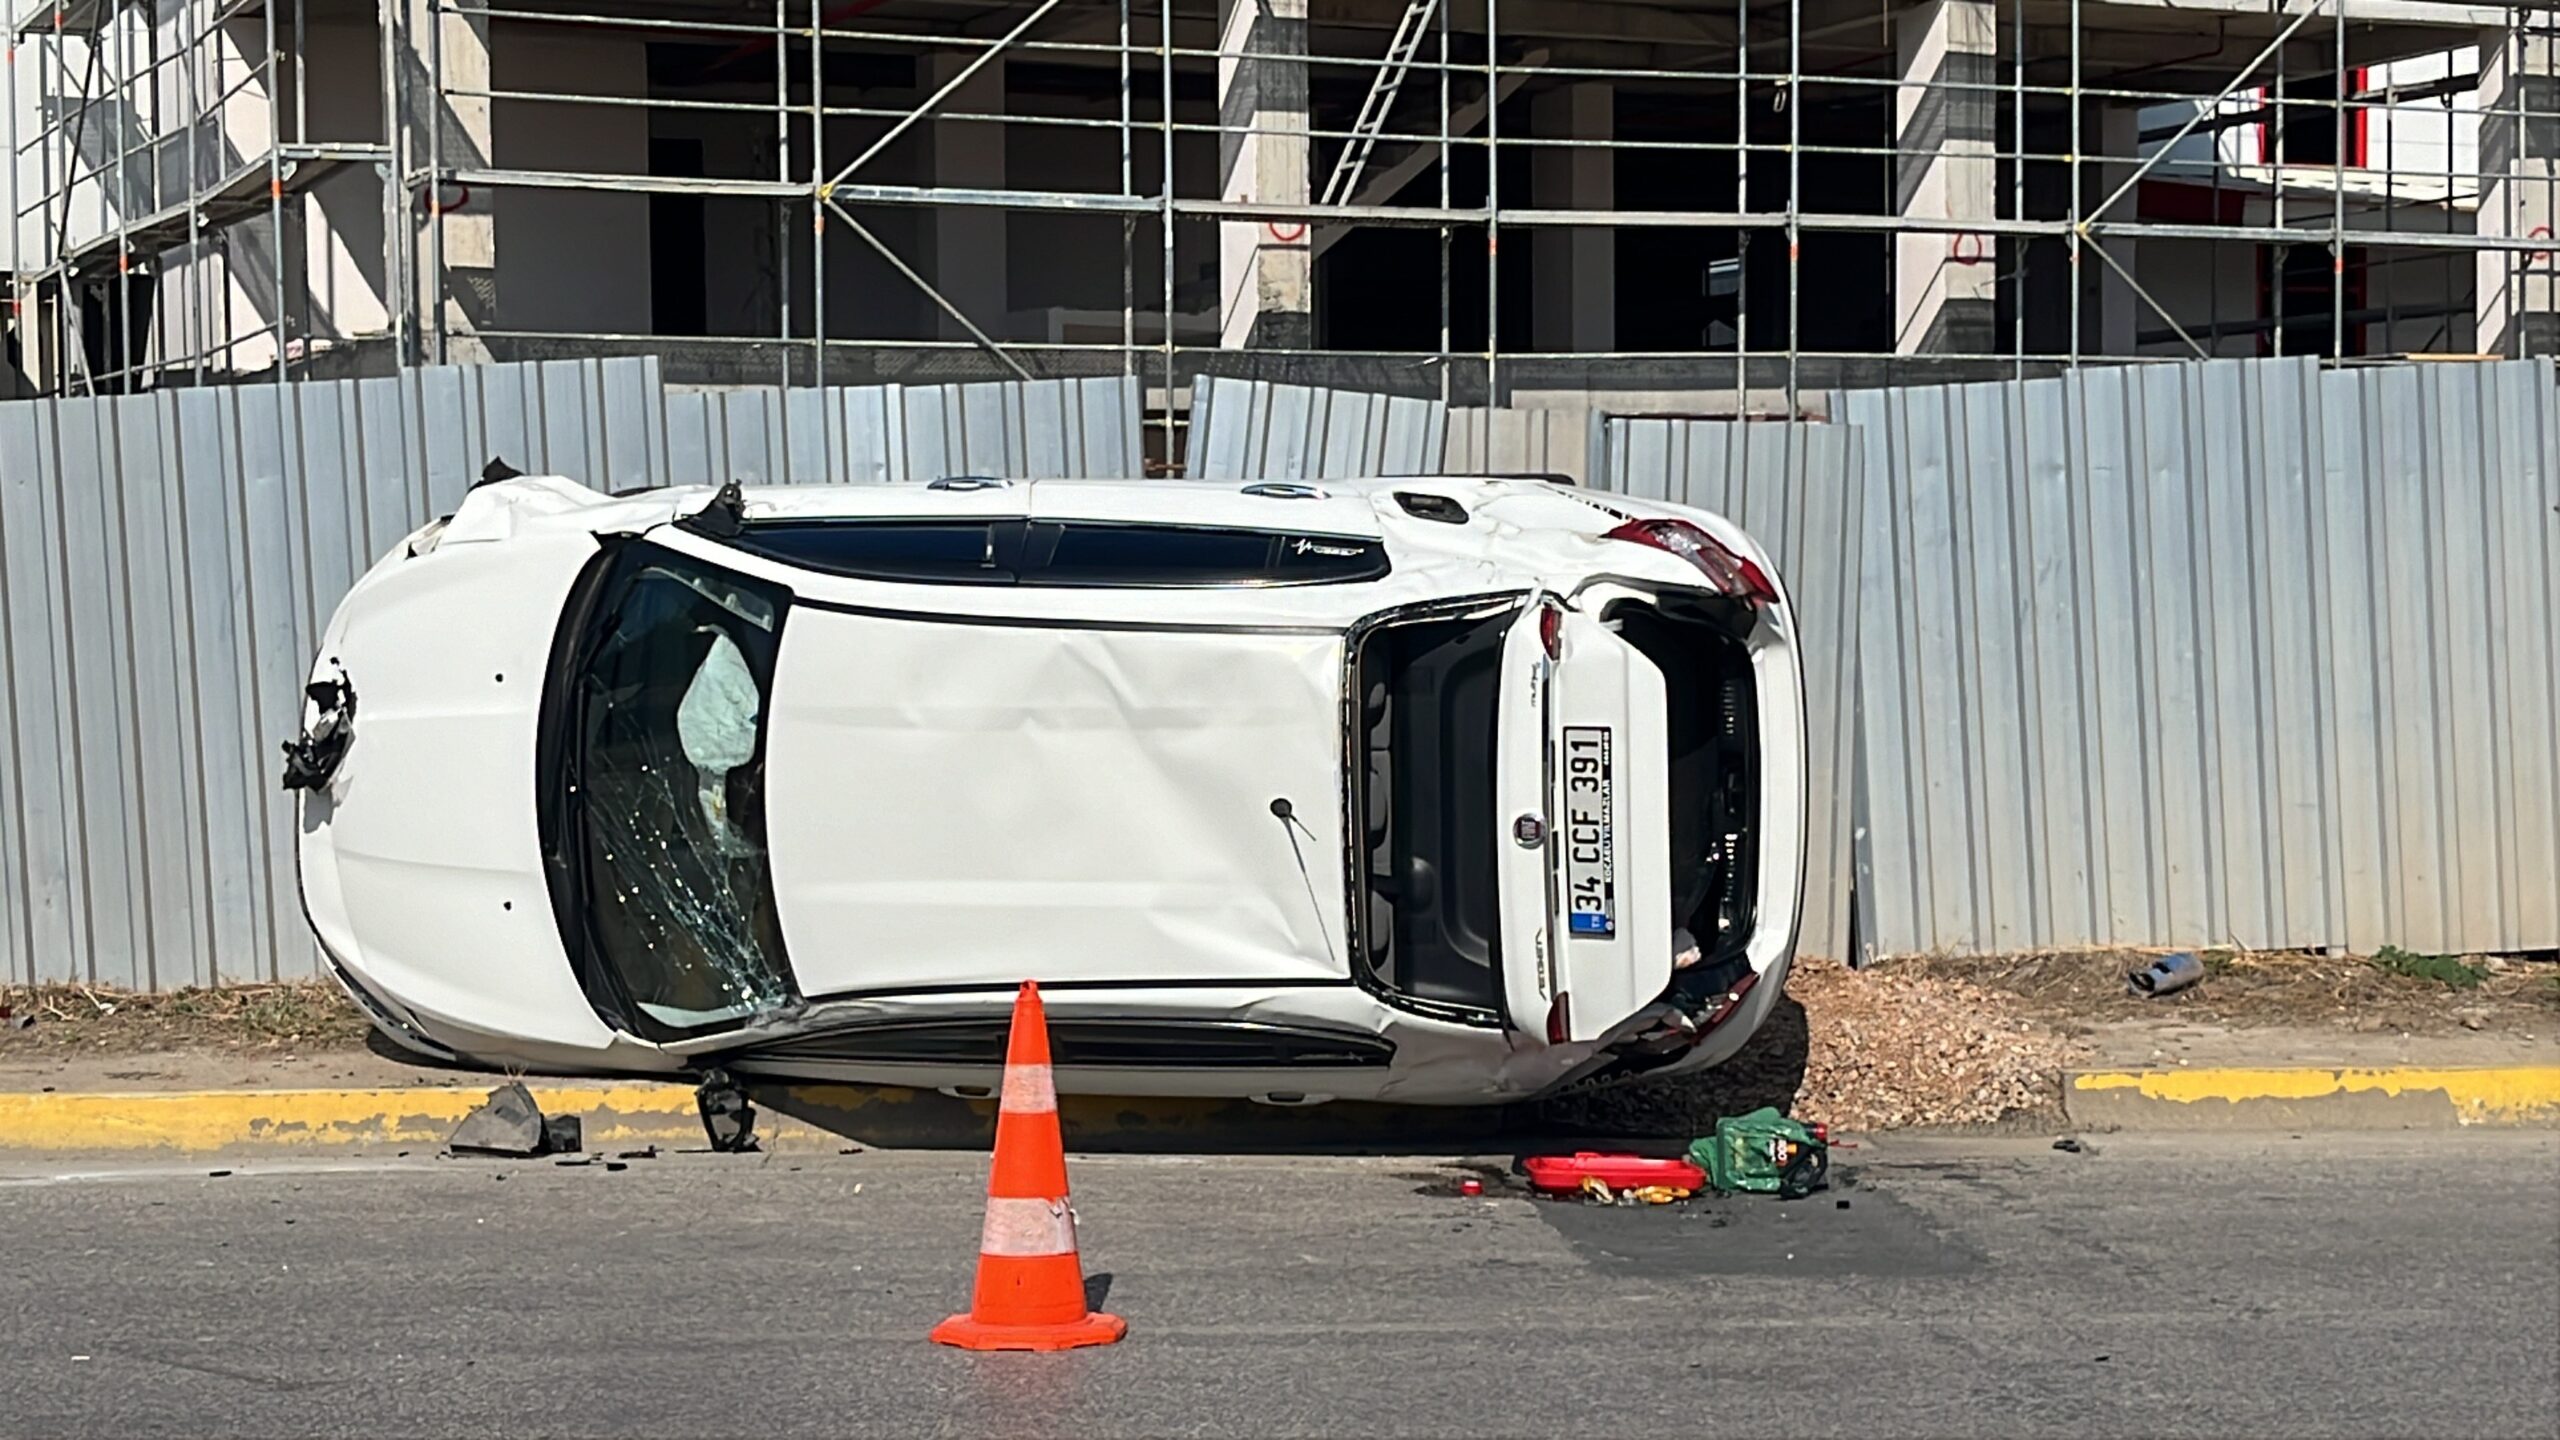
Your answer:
725,518 -> 1387,588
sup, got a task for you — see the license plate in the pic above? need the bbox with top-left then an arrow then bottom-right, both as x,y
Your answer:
1561,726 -> 1615,938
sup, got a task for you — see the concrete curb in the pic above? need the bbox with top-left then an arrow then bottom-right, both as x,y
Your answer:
6,1065 -> 2552,1153
2064,1065 -> 2560,1131
0,1080 -> 1506,1154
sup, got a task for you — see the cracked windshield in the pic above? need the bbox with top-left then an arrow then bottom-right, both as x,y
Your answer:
576,546 -> 793,1029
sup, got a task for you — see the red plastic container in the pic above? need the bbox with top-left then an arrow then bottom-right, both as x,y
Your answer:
1521,1152 -> 1707,1194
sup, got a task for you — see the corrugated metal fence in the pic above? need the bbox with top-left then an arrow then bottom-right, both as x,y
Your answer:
1837,358 -> 2559,959
665,377 -> 1143,485
0,361 -> 1142,987
5,355 -> 2552,989
1186,377 -> 1446,479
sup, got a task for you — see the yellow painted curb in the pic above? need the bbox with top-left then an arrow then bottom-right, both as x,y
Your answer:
2069,1065 -> 2560,1126
0,1081 -> 1503,1153
0,1084 -> 736,1154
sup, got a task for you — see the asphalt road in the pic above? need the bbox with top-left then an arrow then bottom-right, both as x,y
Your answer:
0,1132 -> 2553,1438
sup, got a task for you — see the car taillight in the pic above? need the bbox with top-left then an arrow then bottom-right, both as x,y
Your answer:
1538,599 -> 1564,659
1605,518 -> 1777,605
1545,993 -> 1572,1044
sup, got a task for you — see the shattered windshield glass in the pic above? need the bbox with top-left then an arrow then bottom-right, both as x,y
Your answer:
574,546 -> 793,1030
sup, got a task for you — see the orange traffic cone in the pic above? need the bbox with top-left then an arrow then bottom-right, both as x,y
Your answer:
931,981 -> 1127,1352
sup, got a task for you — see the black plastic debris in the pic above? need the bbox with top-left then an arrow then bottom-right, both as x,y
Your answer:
543,1114 -> 583,1155
449,1081 -> 550,1158
694,1068 -> 759,1153
2128,951 -> 2205,998
279,675 -> 357,792
2053,1136 -> 2086,1154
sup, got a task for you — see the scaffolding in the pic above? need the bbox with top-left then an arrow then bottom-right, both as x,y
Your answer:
7,0 -> 2557,436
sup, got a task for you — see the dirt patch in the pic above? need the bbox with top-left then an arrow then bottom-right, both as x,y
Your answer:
1525,956 -> 2080,1137
1886,948 -> 2560,1037
0,981 -> 372,1058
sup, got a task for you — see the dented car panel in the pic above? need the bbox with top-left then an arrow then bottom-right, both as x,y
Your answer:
292,472 -> 1807,1104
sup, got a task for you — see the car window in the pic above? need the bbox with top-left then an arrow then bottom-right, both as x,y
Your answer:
728,520 -> 1008,583
718,518 -> 1386,588
1029,523 -> 1387,586
570,544 -> 794,1033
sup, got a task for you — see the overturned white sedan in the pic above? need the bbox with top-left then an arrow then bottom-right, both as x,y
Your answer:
287,469 -> 1805,1105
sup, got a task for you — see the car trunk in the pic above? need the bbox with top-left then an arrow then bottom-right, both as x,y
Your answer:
763,607 -> 1354,999
1494,602 -> 1677,1042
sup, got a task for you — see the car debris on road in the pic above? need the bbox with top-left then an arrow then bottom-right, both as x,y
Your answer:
448,1081 -> 581,1159
2129,952 -> 2207,998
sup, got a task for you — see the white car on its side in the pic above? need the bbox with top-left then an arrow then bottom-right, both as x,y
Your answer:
287,470 -> 1805,1105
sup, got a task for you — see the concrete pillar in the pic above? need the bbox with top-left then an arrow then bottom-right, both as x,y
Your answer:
409,0 -> 497,364
1531,83 -> 1615,352
1217,0 -> 1311,349
2098,104 -> 2142,355
1894,0 -> 1997,354
2477,22 -> 2560,357
927,54 -> 1009,342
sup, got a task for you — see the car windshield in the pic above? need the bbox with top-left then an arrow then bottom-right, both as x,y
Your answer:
568,542 -> 794,1032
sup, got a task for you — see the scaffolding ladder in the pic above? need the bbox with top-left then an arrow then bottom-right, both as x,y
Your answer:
1319,0 -> 1439,208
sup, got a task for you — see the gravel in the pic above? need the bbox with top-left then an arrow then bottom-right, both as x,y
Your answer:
1523,955 -> 2078,1138
1780,956 -> 2078,1131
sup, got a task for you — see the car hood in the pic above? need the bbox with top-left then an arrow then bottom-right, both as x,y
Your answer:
296,526 -> 634,1061
763,605 -> 1355,999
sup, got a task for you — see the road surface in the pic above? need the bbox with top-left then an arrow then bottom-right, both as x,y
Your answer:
0,1132 -> 2552,1437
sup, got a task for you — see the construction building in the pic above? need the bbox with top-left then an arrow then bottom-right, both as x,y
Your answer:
5,0 -> 2556,422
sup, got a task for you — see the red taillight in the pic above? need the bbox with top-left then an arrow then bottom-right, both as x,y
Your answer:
1538,600 -> 1563,659
1605,518 -> 1778,605
1545,993 -> 1572,1044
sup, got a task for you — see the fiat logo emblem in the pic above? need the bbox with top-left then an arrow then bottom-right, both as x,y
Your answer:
1513,814 -> 1547,847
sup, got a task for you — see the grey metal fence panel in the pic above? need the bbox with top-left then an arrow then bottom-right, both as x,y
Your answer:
1841,356 -> 2560,959
1186,377 -> 1448,479
1446,406 -> 1597,482
1588,418 -> 1867,964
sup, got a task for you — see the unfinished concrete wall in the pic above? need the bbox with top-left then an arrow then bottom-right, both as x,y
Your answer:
493,27 -> 652,338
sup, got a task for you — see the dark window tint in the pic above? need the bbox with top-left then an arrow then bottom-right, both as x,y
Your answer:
730,520 -> 1006,583
1039,523 -> 1272,581
1030,523 -> 1387,586
721,519 -> 1386,588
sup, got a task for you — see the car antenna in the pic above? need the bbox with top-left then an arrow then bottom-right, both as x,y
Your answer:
1269,798 -> 1342,970
677,478 -> 748,539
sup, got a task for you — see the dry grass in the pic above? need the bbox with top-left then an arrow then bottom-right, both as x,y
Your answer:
1886,947 -> 2560,1034
0,980 -> 370,1055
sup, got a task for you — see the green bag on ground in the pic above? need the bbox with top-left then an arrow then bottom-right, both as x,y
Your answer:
1687,1107 -> 1830,1198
